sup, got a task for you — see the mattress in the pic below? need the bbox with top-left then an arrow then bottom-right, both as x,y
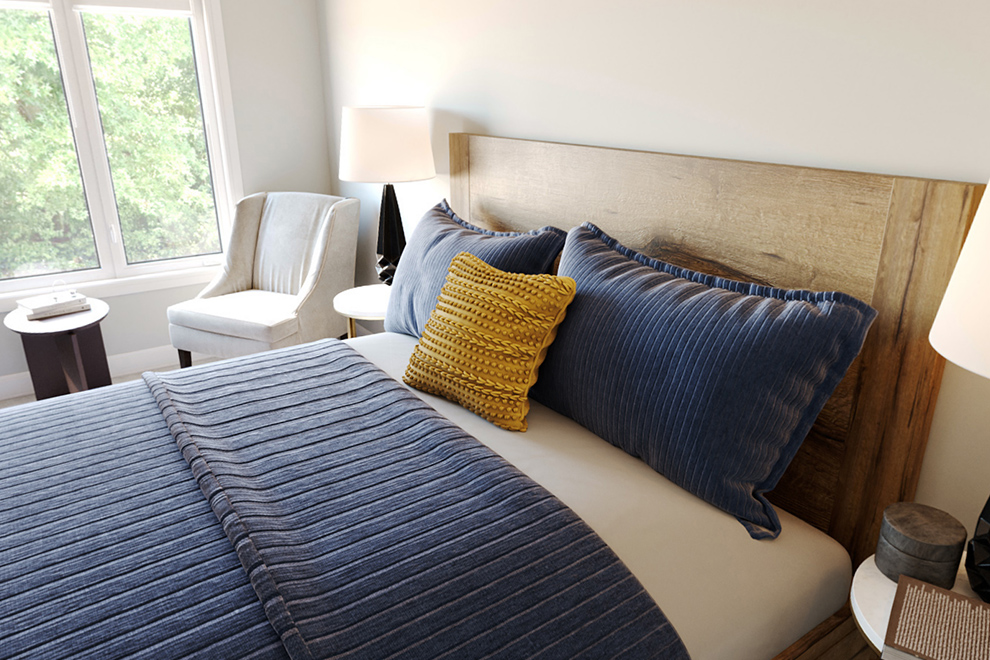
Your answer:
347,332 -> 854,660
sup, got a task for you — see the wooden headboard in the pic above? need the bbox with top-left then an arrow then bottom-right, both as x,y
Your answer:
449,133 -> 982,564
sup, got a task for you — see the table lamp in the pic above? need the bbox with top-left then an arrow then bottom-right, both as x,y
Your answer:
339,106 -> 436,285
929,178 -> 990,602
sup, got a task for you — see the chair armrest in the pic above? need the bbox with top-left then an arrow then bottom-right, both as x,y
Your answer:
294,197 -> 360,340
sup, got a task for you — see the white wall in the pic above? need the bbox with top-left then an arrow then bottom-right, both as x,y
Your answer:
320,0 -> 990,531
0,0 -> 330,383
222,0 -> 333,196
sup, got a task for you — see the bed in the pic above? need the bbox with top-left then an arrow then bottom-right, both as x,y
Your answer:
0,134 -> 981,660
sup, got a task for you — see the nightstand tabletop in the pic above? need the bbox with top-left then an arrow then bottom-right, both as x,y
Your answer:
333,284 -> 391,321
850,552 -> 978,653
333,284 -> 391,338
4,297 -> 109,334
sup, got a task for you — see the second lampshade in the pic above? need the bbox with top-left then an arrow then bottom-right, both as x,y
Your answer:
929,175 -> 990,602
339,106 -> 436,285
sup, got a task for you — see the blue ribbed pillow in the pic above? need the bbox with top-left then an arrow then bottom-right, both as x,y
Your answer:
529,224 -> 877,539
385,200 -> 567,337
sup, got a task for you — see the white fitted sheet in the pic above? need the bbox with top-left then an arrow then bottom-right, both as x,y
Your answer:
347,332 -> 852,660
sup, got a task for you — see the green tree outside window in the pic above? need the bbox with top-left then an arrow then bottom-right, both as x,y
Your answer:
0,6 -> 221,282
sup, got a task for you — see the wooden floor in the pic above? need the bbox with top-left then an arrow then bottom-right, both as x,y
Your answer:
775,606 -> 878,660
800,620 -> 878,660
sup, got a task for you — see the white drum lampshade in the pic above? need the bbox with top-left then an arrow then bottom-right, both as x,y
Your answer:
338,106 -> 436,285
339,106 -> 436,184
929,176 -> 990,603
929,181 -> 990,379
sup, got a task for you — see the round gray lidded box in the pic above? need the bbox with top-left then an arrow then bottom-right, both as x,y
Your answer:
875,502 -> 967,589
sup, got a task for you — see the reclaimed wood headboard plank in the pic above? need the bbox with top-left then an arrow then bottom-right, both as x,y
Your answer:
830,179 -> 981,562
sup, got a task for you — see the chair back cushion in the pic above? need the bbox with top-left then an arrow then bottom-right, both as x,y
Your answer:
253,193 -> 340,295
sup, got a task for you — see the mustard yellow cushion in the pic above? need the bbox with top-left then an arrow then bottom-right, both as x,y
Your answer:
403,252 -> 576,431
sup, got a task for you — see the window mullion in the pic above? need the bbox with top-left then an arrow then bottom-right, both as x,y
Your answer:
191,0 -> 238,248
48,0 -> 127,277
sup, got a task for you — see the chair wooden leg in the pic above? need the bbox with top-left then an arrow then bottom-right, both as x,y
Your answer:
178,349 -> 192,369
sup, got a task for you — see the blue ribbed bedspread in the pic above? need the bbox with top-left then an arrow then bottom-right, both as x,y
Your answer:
2,339 -> 688,659
0,380 -> 287,660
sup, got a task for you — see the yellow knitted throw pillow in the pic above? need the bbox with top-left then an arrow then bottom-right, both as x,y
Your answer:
404,252 -> 576,431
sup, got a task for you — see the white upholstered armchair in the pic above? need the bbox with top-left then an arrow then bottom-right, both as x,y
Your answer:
167,192 -> 360,366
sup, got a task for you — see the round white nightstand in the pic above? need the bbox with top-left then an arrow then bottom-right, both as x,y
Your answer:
850,553 -> 978,653
333,284 -> 391,338
4,298 -> 111,399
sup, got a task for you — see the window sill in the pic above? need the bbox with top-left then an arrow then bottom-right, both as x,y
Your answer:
0,266 -> 219,313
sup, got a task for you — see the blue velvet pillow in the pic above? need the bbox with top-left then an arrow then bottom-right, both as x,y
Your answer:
385,200 -> 567,337
529,224 -> 877,539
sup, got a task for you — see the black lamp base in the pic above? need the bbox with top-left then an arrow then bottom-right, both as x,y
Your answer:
376,183 -> 406,286
966,495 -> 990,602
376,255 -> 399,286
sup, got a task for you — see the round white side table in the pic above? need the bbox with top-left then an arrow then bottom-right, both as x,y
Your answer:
333,284 -> 391,338
4,298 -> 111,399
850,553 -> 978,653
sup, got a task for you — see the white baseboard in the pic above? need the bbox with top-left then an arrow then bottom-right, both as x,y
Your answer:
0,372 -> 33,402
107,345 -> 180,378
0,344 -> 180,401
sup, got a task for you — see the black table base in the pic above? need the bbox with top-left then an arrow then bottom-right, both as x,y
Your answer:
20,323 -> 112,400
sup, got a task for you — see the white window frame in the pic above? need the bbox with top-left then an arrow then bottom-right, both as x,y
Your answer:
0,0 -> 241,302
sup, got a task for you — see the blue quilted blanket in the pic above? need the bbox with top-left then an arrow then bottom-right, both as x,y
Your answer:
2,339 -> 688,659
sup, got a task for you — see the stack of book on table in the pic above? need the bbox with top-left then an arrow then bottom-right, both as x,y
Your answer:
16,291 -> 90,321
883,575 -> 989,660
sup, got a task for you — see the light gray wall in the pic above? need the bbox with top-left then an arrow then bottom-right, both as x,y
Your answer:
319,0 -> 990,532
222,0 -> 333,196
1,0 -> 330,379
97,285 -> 204,355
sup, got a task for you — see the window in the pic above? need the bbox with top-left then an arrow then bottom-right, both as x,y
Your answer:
0,0 -> 236,293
